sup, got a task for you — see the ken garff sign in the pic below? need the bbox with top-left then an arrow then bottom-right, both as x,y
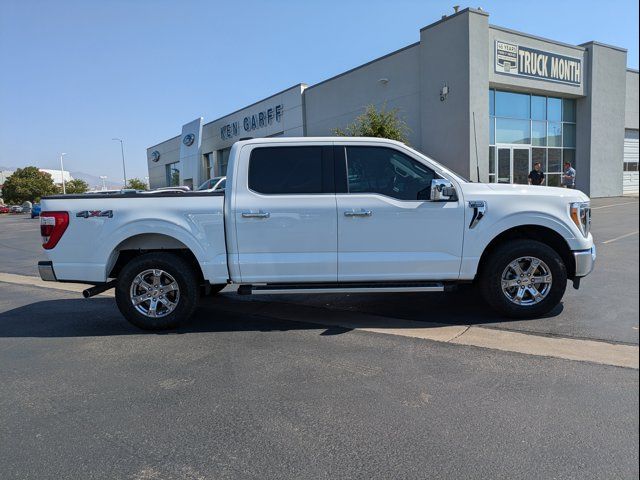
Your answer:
495,41 -> 581,86
220,104 -> 283,140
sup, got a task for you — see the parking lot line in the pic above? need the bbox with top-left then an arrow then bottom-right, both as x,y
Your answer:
601,230 -> 639,244
591,201 -> 638,210
1,272 -> 637,369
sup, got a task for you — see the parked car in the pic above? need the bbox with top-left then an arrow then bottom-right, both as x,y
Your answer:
197,176 -> 226,191
38,137 -> 595,330
153,186 -> 191,192
10,205 -> 23,214
0,205 -> 10,214
31,203 -> 41,218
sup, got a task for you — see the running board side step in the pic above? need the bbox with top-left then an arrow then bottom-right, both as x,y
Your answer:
237,282 -> 452,295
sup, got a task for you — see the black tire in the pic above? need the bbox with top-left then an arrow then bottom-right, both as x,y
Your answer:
115,252 -> 200,330
479,239 -> 567,319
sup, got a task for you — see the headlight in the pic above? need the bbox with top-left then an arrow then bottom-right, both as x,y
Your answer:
570,202 -> 591,237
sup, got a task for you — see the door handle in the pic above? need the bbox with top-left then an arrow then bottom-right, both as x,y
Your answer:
344,209 -> 372,217
241,211 -> 270,218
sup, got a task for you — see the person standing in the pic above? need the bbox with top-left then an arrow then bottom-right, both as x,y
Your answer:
528,162 -> 545,185
562,162 -> 576,188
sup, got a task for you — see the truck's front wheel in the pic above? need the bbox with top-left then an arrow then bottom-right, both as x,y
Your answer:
115,252 -> 199,330
480,240 -> 567,319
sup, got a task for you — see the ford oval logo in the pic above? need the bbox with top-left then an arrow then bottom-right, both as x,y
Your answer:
151,150 -> 161,162
183,133 -> 195,146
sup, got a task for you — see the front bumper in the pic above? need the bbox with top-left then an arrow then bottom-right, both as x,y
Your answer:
573,245 -> 596,278
38,261 -> 57,282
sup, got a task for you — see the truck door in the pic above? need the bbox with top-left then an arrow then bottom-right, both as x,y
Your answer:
232,144 -> 337,283
335,144 -> 465,282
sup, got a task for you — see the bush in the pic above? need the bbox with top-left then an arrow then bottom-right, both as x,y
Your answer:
126,178 -> 149,190
65,178 -> 90,194
333,104 -> 410,143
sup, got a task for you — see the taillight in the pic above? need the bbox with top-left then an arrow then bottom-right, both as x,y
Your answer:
40,211 -> 69,249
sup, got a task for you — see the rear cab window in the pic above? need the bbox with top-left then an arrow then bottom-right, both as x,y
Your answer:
248,146 -> 334,194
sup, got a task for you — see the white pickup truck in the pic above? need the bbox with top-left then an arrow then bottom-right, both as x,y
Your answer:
38,137 -> 595,330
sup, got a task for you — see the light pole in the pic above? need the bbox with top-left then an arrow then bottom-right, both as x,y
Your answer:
59,153 -> 67,194
112,138 -> 127,187
99,175 -> 107,191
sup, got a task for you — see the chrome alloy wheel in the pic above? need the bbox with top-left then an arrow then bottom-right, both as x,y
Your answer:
501,256 -> 553,306
129,269 -> 180,318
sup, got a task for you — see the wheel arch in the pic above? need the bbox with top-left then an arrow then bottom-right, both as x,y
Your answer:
477,225 -> 576,280
106,233 -> 205,282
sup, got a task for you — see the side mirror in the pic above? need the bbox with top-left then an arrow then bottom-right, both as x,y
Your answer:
431,179 -> 456,201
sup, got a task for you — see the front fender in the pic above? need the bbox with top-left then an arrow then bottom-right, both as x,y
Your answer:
460,210 -> 592,279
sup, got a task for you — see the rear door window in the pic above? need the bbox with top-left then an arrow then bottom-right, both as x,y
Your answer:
248,146 -> 332,194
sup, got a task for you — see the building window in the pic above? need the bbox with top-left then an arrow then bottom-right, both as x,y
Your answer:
495,118 -> 531,144
624,129 -> 639,172
489,89 -> 577,185
203,153 -> 214,179
165,162 -> 180,186
217,148 -> 231,176
495,91 -> 530,119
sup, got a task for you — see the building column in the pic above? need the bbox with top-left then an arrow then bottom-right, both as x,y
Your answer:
419,8 -> 490,182
577,42 -> 627,197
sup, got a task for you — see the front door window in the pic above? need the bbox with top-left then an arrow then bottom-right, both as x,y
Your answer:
345,146 -> 437,200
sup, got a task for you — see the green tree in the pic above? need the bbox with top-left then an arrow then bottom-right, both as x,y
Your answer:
126,178 -> 149,190
1,167 -> 59,204
65,178 -> 90,194
333,104 -> 410,143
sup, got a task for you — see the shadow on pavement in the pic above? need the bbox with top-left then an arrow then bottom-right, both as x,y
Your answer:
0,287 -> 563,338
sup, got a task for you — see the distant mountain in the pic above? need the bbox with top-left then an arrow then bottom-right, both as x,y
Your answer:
70,171 -> 123,190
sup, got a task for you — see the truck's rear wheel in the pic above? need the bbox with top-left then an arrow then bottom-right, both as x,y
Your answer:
115,252 -> 199,330
480,240 -> 567,318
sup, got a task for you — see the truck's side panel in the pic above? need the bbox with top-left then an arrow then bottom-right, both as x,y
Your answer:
40,196 -> 227,283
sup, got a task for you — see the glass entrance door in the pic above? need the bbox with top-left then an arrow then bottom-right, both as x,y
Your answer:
513,148 -> 530,184
496,147 -> 531,184
497,148 -> 511,183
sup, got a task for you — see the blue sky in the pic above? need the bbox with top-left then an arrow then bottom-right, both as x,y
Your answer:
1,0 -> 638,183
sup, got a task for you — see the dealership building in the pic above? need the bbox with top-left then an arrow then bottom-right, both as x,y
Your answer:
147,8 -> 639,197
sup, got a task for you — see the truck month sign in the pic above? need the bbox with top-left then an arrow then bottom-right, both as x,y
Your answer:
495,41 -> 581,86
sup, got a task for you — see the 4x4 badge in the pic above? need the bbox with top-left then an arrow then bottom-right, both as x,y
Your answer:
76,210 -> 113,218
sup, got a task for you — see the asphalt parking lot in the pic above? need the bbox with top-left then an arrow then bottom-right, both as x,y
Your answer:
0,196 -> 638,479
